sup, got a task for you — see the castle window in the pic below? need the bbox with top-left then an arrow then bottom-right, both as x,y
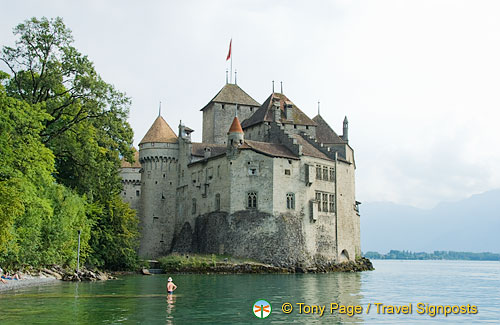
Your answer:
323,167 -> 328,180
163,173 -> 166,178
284,169 -> 291,175
249,167 -> 257,176
329,194 -> 335,212
286,193 -> 295,209
215,193 -> 220,211
306,126 -> 309,130
217,165 -> 220,178
316,192 -> 322,212
136,190 -> 140,196
329,168 -> 335,181
247,192 -> 257,209
294,124 -> 297,129
123,191 -> 126,196
316,165 -> 322,180
323,193 -> 328,212
250,107 -> 253,112
147,171 -> 151,179
192,198 -> 197,215
221,104 -> 225,110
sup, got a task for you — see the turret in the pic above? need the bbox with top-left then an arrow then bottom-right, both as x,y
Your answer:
342,116 -> 348,142
227,116 -> 244,149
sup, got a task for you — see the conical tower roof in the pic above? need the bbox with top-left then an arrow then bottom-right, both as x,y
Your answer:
228,116 -> 244,134
139,116 -> 177,145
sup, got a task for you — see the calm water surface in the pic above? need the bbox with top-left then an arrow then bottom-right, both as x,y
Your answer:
0,260 -> 498,324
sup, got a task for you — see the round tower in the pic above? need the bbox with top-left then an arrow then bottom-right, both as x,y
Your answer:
342,116 -> 349,142
227,116 -> 244,149
138,115 -> 179,258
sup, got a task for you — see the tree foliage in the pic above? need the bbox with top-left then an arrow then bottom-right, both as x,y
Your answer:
1,17 -> 139,270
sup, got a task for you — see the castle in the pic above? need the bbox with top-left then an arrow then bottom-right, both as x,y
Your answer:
120,81 -> 361,268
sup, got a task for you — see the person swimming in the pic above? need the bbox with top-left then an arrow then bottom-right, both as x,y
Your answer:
166,277 -> 177,294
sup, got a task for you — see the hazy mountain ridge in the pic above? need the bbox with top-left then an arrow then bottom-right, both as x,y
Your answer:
361,189 -> 500,253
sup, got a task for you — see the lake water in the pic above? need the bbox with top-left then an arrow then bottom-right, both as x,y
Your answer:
0,260 -> 498,323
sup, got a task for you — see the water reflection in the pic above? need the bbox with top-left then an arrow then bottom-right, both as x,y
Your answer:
291,272 -> 363,323
166,294 -> 176,324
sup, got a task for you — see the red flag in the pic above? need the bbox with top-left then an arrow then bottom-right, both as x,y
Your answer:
226,39 -> 232,61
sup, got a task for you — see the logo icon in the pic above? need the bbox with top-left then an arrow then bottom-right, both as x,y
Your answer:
253,299 -> 272,319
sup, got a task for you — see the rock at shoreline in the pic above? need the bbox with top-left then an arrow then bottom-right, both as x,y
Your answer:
161,257 -> 374,274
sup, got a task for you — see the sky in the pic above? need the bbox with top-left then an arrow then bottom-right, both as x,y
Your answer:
2,0 -> 500,208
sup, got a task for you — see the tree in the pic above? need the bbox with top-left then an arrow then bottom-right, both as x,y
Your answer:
1,17 -> 138,269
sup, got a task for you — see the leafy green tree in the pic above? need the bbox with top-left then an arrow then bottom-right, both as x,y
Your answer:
1,17 -> 138,269
0,78 -> 91,268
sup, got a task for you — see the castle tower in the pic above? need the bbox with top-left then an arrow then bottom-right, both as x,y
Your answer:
227,116 -> 244,146
138,115 -> 179,258
342,116 -> 349,142
201,84 -> 260,144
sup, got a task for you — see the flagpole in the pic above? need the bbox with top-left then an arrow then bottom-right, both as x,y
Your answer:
230,40 -> 233,84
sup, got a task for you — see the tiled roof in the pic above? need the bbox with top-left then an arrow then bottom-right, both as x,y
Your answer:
240,140 -> 299,160
201,83 -> 260,111
228,117 -> 243,133
241,93 -> 316,128
121,148 -> 141,168
312,114 -> 346,145
139,116 -> 178,145
291,135 -> 333,161
191,143 -> 227,157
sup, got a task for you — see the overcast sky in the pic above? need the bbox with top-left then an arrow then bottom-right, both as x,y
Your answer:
2,0 -> 500,208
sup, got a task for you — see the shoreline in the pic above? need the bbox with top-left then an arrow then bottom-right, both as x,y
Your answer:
0,274 -> 60,293
159,257 -> 374,274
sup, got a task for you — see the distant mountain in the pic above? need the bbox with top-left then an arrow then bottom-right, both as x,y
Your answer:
360,189 -> 500,253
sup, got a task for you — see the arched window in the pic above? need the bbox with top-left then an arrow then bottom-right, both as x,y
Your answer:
286,193 -> 295,209
215,193 -> 221,211
247,192 -> 257,209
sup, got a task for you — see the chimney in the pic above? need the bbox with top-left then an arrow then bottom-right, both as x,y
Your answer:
272,97 -> 281,122
285,101 -> 293,120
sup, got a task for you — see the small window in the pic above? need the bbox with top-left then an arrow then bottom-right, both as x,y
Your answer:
323,167 -> 328,180
316,165 -> 322,180
215,193 -> 221,211
250,107 -> 253,112
217,165 -> 220,178
316,192 -> 322,212
294,124 -> 297,129
306,126 -> 309,130
323,193 -> 328,212
136,190 -> 140,197
163,173 -> 166,178
329,194 -> 335,212
247,192 -> 257,209
329,168 -> 335,182
286,193 -> 295,209
284,169 -> 291,176
192,198 -> 197,214
249,167 -> 257,176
